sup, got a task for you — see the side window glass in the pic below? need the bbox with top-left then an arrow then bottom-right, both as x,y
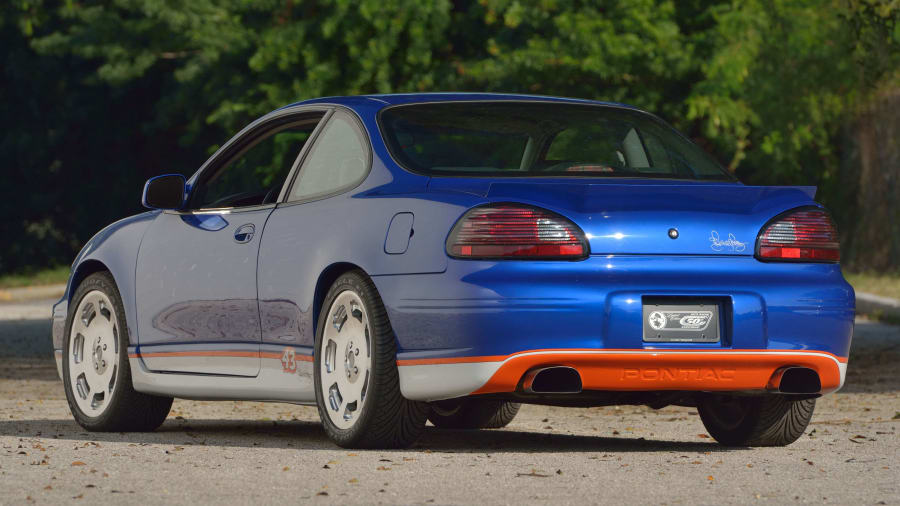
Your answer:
288,111 -> 368,202
193,120 -> 318,209
641,132 -> 675,173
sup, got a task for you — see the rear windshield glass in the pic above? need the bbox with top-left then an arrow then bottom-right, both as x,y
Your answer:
379,102 -> 731,180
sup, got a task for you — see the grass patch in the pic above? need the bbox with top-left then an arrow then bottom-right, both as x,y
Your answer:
860,310 -> 900,326
845,272 -> 900,300
0,265 -> 70,289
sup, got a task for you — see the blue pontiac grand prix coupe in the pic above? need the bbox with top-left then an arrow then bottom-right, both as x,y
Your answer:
52,93 -> 854,448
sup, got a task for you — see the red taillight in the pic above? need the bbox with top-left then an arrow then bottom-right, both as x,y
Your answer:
447,204 -> 589,259
757,209 -> 840,262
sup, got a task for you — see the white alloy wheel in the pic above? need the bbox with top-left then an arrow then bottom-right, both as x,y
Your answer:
319,289 -> 372,430
67,290 -> 120,417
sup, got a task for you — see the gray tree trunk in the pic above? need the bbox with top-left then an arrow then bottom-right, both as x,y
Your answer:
841,88 -> 900,272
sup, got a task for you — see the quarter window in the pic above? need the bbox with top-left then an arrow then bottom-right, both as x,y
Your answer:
288,111 -> 368,202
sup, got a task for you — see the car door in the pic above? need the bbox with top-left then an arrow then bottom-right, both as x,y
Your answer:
257,109 -> 371,353
134,109 -> 326,376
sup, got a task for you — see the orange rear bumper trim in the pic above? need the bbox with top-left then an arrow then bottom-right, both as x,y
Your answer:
455,349 -> 845,395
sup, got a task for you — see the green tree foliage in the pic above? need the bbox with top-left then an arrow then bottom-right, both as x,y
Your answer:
448,1 -> 693,111
1,0 -> 898,273
686,0 -> 898,181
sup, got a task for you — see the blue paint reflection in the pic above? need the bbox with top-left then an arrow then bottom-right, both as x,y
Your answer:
181,214 -> 228,231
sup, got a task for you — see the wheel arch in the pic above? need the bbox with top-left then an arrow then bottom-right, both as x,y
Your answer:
57,211 -> 158,354
313,262 -> 368,331
68,259 -> 111,302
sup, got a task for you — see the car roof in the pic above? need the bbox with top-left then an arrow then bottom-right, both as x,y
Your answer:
281,92 -> 639,111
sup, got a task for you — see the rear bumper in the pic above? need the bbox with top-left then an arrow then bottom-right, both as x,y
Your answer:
397,349 -> 845,401
374,255 -> 854,401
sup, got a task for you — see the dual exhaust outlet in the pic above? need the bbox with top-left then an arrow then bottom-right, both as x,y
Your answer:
522,366 -> 583,394
768,366 -> 822,394
521,365 -> 822,395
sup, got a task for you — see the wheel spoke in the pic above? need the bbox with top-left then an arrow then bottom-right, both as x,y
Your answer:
96,360 -> 116,392
332,303 -> 348,332
69,354 -> 87,379
334,371 -> 360,423
346,368 -> 367,405
70,314 -> 89,339
327,381 -> 344,413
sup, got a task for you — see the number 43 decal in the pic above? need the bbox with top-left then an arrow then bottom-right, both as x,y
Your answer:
281,347 -> 298,374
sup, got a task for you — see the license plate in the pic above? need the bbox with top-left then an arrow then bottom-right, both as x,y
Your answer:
642,302 -> 720,343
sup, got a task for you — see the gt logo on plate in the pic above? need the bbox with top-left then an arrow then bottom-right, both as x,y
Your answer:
679,315 -> 711,328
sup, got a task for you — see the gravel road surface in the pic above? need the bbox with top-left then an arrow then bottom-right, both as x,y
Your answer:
1,298 -> 897,505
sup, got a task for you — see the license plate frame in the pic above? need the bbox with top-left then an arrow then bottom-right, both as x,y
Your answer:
642,301 -> 720,343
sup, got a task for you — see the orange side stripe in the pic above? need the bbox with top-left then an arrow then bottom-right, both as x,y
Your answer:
396,355 -> 508,366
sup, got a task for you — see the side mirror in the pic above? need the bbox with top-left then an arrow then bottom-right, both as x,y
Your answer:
142,174 -> 186,210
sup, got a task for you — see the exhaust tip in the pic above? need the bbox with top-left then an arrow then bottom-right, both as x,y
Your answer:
773,367 -> 822,394
523,366 -> 582,394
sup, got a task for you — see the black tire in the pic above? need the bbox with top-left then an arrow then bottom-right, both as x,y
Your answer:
313,270 -> 428,448
428,398 -> 521,429
62,271 -> 173,431
697,394 -> 816,447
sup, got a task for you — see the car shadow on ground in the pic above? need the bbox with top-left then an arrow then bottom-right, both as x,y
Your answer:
0,418 -> 738,454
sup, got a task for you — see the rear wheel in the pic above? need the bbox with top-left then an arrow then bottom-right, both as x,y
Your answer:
697,394 -> 815,446
428,398 -> 521,429
313,271 -> 428,448
63,272 -> 173,431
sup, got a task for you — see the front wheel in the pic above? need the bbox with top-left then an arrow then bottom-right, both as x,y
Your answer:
313,271 -> 428,448
62,271 -> 173,431
697,394 -> 816,447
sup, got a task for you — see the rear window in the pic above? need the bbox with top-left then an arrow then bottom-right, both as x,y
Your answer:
379,102 -> 731,180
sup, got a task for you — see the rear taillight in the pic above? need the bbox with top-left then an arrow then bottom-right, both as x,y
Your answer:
756,208 -> 840,262
447,204 -> 589,260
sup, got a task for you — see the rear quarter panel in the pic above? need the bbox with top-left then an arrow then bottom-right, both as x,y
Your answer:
255,172 -> 482,349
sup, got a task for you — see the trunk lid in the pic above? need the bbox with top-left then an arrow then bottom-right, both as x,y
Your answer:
466,180 -> 818,256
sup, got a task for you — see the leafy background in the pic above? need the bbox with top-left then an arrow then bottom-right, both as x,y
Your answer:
2,0 -> 898,274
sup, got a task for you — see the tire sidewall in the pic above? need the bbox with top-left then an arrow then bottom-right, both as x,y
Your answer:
313,272 -> 387,446
698,394 -> 815,446
62,272 -> 129,430
697,395 -> 760,445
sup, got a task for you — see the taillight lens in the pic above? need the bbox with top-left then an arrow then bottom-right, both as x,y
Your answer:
447,204 -> 589,259
757,208 -> 840,262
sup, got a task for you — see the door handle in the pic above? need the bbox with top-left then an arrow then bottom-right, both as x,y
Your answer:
233,224 -> 255,243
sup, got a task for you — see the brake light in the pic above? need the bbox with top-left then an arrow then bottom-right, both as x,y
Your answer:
447,204 -> 588,260
757,208 -> 840,262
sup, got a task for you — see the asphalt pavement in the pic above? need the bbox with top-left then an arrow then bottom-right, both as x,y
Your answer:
1,296 -> 897,505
